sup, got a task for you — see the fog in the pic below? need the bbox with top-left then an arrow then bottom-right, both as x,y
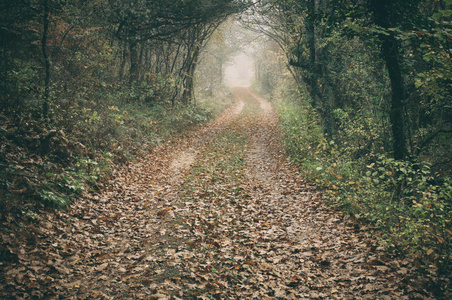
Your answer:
224,52 -> 254,87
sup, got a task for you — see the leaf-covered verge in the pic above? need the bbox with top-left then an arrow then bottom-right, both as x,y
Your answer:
269,80 -> 451,296
1,87 -> 446,299
0,85 -> 233,213
0,87 -> 239,299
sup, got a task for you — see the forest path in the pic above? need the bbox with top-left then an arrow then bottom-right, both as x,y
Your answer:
1,88 -> 429,299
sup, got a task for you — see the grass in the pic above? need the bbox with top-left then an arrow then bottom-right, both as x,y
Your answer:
181,123 -> 250,203
180,91 -> 260,204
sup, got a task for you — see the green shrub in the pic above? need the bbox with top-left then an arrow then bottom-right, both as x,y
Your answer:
275,86 -> 451,274
0,80 -> 233,212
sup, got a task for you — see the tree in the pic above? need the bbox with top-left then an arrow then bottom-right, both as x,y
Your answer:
106,0 -> 250,85
180,22 -> 222,103
368,0 -> 415,160
41,0 -> 51,119
249,0 -> 450,162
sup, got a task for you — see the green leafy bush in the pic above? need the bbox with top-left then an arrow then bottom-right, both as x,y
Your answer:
0,76 -> 233,214
275,86 -> 451,275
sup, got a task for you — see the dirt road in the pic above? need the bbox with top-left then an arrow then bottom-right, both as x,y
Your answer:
0,88 -> 434,299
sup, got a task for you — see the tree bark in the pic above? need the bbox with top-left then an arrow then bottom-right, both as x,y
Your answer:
42,0 -> 51,119
306,0 -> 335,137
138,42 -> 145,82
382,34 -> 408,160
370,0 -> 408,160
128,32 -> 139,85
306,0 -> 319,109
182,48 -> 199,104
119,42 -> 127,81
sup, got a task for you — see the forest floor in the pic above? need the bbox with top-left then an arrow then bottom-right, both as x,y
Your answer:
0,88 -> 441,299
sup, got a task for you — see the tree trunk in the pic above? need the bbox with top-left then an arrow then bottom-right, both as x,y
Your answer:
382,34 -> 408,160
306,0 -> 316,106
182,28 -> 201,105
370,0 -> 408,160
138,42 -> 145,82
306,0 -> 322,111
42,0 -> 51,119
128,34 -> 139,85
119,42 -> 127,81
306,0 -> 334,137
182,53 -> 198,104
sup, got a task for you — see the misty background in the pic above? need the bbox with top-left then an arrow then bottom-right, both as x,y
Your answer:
224,52 -> 255,87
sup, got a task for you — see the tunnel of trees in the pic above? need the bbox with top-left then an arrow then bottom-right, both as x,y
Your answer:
0,0 -> 252,206
1,0 -> 451,291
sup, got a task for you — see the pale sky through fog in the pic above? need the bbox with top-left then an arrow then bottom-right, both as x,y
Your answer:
224,52 -> 254,87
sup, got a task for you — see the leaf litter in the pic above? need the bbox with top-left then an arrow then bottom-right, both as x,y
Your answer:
0,88 -> 446,299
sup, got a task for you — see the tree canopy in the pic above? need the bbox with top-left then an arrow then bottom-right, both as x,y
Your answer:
0,0 -> 450,295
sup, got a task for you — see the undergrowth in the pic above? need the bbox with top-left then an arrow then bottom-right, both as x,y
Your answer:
272,82 -> 451,284
0,85 -> 233,213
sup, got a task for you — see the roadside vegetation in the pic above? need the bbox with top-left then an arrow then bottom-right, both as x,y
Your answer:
1,0 -> 245,213
273,82 -> 451,281
249,0 -> 451,289
0,85 -> 232,211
